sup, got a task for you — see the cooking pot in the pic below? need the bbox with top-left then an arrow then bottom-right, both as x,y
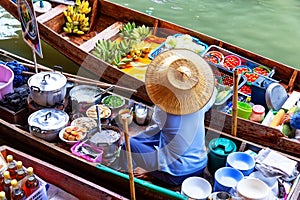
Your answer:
28,68 -> 67,107
28,108 -> 69,142
69,85 -> 104,113
87,125 -> 122,164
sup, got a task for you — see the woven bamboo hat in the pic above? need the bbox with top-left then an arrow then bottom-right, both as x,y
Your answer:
145,49 -> 215,115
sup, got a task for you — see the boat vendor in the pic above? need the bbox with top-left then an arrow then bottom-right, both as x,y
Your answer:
118,49 -> 216,186
283,111 -> 300,129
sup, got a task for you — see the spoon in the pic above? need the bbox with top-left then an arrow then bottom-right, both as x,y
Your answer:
96,105 -> 102,134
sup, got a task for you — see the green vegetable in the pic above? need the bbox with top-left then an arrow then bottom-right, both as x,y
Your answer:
102,95 -> 124,108
282,124 -> 296,138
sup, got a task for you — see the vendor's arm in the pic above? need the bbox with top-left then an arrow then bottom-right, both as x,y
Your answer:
290,112 -> 300,129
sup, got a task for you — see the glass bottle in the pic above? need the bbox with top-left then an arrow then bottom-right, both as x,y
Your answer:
6,155 -> 17,179
24,167 -> 39,197
16,161 -> 26,181
11,179 -> 26,200
0,172 -> 4,192
2,171 -> 11,200
0,191 -> 6,200
249,105 -> 265,122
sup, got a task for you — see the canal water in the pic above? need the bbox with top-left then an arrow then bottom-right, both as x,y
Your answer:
0,0 -> 300,74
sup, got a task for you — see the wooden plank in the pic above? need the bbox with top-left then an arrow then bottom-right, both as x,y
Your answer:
36,4 -> 67,24
80,21 -> 123,52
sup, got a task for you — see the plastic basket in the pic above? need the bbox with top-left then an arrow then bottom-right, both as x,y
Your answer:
25,176 -> 48,200
148,34 -> 208,60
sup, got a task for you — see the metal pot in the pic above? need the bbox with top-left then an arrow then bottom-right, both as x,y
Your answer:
87,125 -> 121,163
28,70 -> 67,107
69,85 -> 103,113
28,108 -> 69,142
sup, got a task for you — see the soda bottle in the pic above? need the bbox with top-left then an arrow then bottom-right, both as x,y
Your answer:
15,161 -> 26,181
2,171 -> 11,200
6,155 -> 16,179
24,167 -> 39,197
11,179 -> 26,200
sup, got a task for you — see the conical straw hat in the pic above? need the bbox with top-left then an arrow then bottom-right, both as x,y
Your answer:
145,49 -> 215,115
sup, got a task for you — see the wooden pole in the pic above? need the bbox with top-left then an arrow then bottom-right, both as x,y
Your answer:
122,117 -> 136,200
231,69 -> 239,137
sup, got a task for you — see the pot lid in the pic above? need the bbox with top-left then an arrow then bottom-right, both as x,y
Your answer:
208,138 -> 236,156
28,72 -> 67,91
265,83 -> 288,111
28,108 -> 69,130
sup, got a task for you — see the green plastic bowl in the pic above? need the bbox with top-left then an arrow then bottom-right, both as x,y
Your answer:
237,101 -> 252,119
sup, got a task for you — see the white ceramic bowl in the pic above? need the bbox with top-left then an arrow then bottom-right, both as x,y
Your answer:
59,126 -> 87,145
237,178 -> 270,200
181,177 -> 212,200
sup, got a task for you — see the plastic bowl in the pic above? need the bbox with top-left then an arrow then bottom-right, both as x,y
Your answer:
226,152 -> 255,176
214,167 -> 244,193
0,64 -> 14,100
59,126 -> 87,145
101,95 -> 125,109
253,65 -> 270,76
237,178 -> 270,200
223,55 -> 242,71
235,65 -> 252,74
237,101 -> 252,119
204,51 -> 225,65
181,177 -> 212,199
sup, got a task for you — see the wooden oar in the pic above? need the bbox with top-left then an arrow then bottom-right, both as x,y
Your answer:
231,69 -> 239,137
122,116 -> 136,200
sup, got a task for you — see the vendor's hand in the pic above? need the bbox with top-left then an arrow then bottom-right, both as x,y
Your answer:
282,113 -> 292,124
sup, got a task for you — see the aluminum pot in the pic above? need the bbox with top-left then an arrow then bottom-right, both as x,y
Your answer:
69,85 -> 103,113
28,70 -> 67,107
28,108 -> 69,142
87,125 -> 122,163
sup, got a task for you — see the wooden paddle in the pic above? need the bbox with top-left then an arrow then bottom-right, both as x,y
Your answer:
231,69 -> 239,137
122,116 -> 136,200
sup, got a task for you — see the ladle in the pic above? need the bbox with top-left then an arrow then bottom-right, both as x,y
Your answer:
96,105 -> 102,134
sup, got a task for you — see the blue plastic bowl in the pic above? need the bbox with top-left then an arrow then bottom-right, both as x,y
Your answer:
214,167 -> 244,193
226,152 -> 255,176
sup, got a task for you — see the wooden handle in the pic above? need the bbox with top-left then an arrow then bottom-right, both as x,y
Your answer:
122,117 -> 136,200
231,69 -> 239,137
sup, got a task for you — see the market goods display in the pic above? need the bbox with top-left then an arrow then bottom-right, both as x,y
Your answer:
91,22 -> 152,68
62,0 -> 91,35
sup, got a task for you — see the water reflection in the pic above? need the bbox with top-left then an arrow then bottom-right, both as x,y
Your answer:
0,7 -> 21,40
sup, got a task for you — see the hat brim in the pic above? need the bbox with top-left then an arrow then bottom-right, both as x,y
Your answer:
145,49 -> 215,115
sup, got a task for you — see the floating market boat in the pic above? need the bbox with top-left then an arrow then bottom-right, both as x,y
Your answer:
0,145 -> 127,200
0,49 -> 299,199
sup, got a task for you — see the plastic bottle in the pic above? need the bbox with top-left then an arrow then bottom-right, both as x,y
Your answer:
245,96 -> 254,107
0,191 -> 7,200
2,171 -> 11,200
24,167 -> 39,197
249,105 -> 265,122
11,179 -> 26,200
6,155 -> 17,179
15,161 -> 26,181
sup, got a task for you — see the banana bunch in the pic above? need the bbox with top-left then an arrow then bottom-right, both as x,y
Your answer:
63,0 -> 91,35
119,22 -> 136,39
130,25 -> 151,40
92,39 -> 118,64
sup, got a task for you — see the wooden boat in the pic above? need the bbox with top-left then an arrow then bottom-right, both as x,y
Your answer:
1,0 -> 297,159
0,49 -> 300,199
0,145 -> 127,199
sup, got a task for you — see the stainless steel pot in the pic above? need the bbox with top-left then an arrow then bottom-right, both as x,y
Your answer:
28,70 -> 67,107
69,85 -> 104,113
28,108 -> 69,142
87,125 -> 121,163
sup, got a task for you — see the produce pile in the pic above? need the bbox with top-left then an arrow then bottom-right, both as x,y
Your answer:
62,0 -> 91,35
92,22 -> 152,68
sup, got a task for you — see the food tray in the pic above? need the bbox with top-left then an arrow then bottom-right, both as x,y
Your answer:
202,45 -> 272,76
71,141 -> 103,163
212,64 -> 247,105
148,34 -> 208,60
